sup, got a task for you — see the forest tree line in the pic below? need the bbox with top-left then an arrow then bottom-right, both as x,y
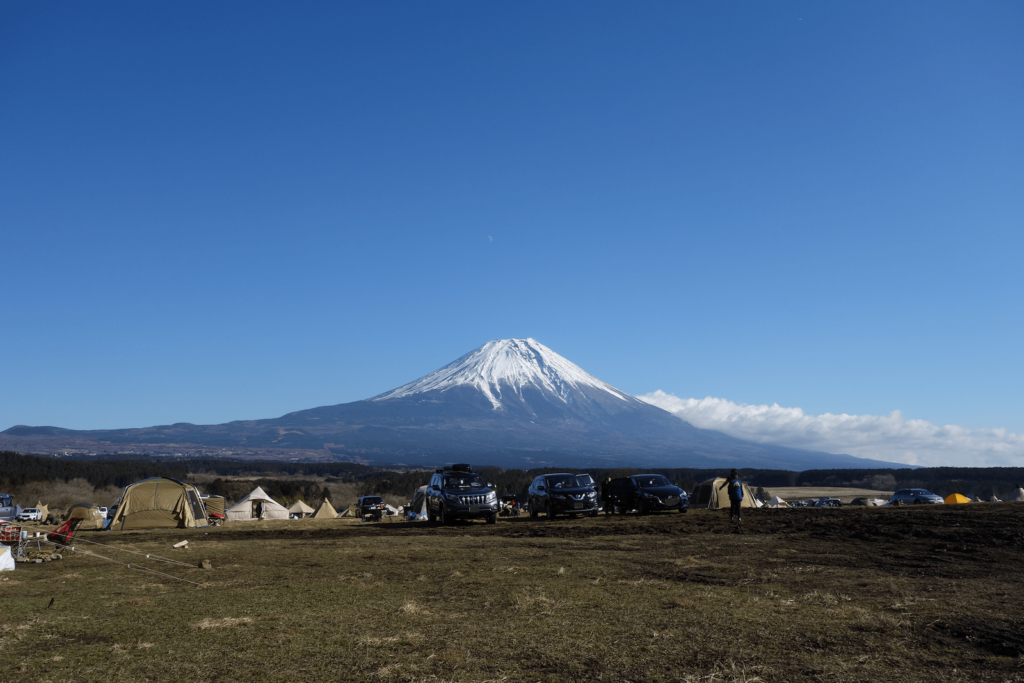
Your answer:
3,451 -> 1022,506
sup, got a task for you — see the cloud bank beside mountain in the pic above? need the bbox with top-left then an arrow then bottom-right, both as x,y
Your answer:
638,391 -> 1024,468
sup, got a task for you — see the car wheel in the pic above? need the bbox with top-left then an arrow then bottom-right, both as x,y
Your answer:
589,511 -> 598,518
439,505 -> 449,525
914,499 -> 922,505
487,513 -> 497,525
547,502 -> 556,520
679,507 -> 687,513
427,506 -> 436,523
637,499 -> 646,515
528,501 -> 538,518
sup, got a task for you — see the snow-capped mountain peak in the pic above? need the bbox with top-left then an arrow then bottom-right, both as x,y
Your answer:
372,338 -> 635,409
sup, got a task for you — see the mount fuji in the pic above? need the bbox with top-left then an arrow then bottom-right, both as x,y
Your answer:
2,339 -> 900,469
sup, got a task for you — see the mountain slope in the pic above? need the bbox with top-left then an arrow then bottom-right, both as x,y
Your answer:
1,338 -> 903,469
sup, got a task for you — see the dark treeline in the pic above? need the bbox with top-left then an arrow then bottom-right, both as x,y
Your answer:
4,451 -> 1023,504
0,451 -> 188,489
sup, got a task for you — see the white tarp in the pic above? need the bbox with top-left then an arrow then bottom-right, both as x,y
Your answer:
225,487 -> 290,522
0,545 -> 14,572
766,496 -> 789,508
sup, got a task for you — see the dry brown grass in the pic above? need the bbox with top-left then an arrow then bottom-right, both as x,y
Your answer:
3,505 -> 1023,682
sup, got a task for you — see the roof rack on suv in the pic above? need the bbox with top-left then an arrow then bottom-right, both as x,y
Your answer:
442,463 -> 472,472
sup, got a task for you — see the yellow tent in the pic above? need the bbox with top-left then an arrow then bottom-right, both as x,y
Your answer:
109,478 -> 209,530
690,477 -> 758,509
64,503 -> 106,530
312,500 -> 337,519
944,493 -> 971,505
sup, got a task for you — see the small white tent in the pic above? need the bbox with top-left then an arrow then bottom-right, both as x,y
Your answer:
288,500 -> 315,518
766,496 -> 790,508
225,487 -> 290,522
0,545 -> 14,572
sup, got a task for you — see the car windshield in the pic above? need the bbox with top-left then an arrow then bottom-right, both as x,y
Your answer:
577,475 -> 594,485
444,475 -> 485,489
547,475 -> 582,489
635,476 -> 671,487
362,497 -> 383,505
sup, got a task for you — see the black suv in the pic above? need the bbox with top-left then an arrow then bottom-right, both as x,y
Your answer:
357,496 -> 386,517
426,464 -> 499,525
527,473 -> 599,519
607,475 -> 688,514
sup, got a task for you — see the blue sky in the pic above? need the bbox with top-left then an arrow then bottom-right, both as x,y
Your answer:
2,2 -> 1022,465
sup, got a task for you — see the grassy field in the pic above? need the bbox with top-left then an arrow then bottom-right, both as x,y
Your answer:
3,504 -> 1023,682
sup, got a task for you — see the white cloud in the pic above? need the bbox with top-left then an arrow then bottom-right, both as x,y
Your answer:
637,391 -> 1024,467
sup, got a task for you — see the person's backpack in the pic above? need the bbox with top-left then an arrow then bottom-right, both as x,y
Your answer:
729,479 -> 743,501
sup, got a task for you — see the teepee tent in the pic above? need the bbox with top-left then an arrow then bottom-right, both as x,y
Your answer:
338,503 -> 357,517
690,478 -> 758,510
1007,487 -> 1024,502
225,487 -> 290,522
944,493 -> 971,505
64,503 -> 106,529
288,500 -> 315,518
766,496 -> 790,508
312,500 -> 337,519
109,478 -> 209,530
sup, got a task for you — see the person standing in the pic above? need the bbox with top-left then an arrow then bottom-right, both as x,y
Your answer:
718,469 -> 744,522
601,477 -> 614,516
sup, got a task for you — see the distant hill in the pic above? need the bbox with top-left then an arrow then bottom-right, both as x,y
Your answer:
1,338 -> 906,470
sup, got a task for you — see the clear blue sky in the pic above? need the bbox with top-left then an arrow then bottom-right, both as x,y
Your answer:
2,2 -> 1022,448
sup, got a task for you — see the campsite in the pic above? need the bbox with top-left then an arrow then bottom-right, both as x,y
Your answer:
4,502 -> 1024,682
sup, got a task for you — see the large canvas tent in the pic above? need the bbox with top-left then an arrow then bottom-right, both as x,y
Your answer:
109,478 -> 209,530
225,487 -> 289,522
64,504 -> 106,529
944,493 -> 971,505
312,500 -> 337,519
690,478 -> 758,510
288,501 -> 315,518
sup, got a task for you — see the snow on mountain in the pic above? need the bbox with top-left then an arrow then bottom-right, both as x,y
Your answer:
372,338 -> 635,409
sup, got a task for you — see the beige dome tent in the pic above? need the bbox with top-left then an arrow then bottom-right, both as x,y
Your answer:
312,500 -> 337,519
109,477 -> 209,530
225,487 -> 289,522
1007,487 -> 1024,502
690,477 -> 758,510
64,503 -> 106,530
765,496 -> 790,508
288,500 -> 315,518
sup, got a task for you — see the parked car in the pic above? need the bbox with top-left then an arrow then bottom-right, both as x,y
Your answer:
527,473 -> 599,519
16,508 -> 42,522
357,496 -> 386,517
575,473 -> 596,488
607,475 -> 689,514
425,463 -> 499,525
813,497 -> 842,508
0,493 -> 20,522
890,489 -> 944,505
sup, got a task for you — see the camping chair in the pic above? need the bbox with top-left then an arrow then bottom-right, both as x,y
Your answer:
47,517 -> 83,548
